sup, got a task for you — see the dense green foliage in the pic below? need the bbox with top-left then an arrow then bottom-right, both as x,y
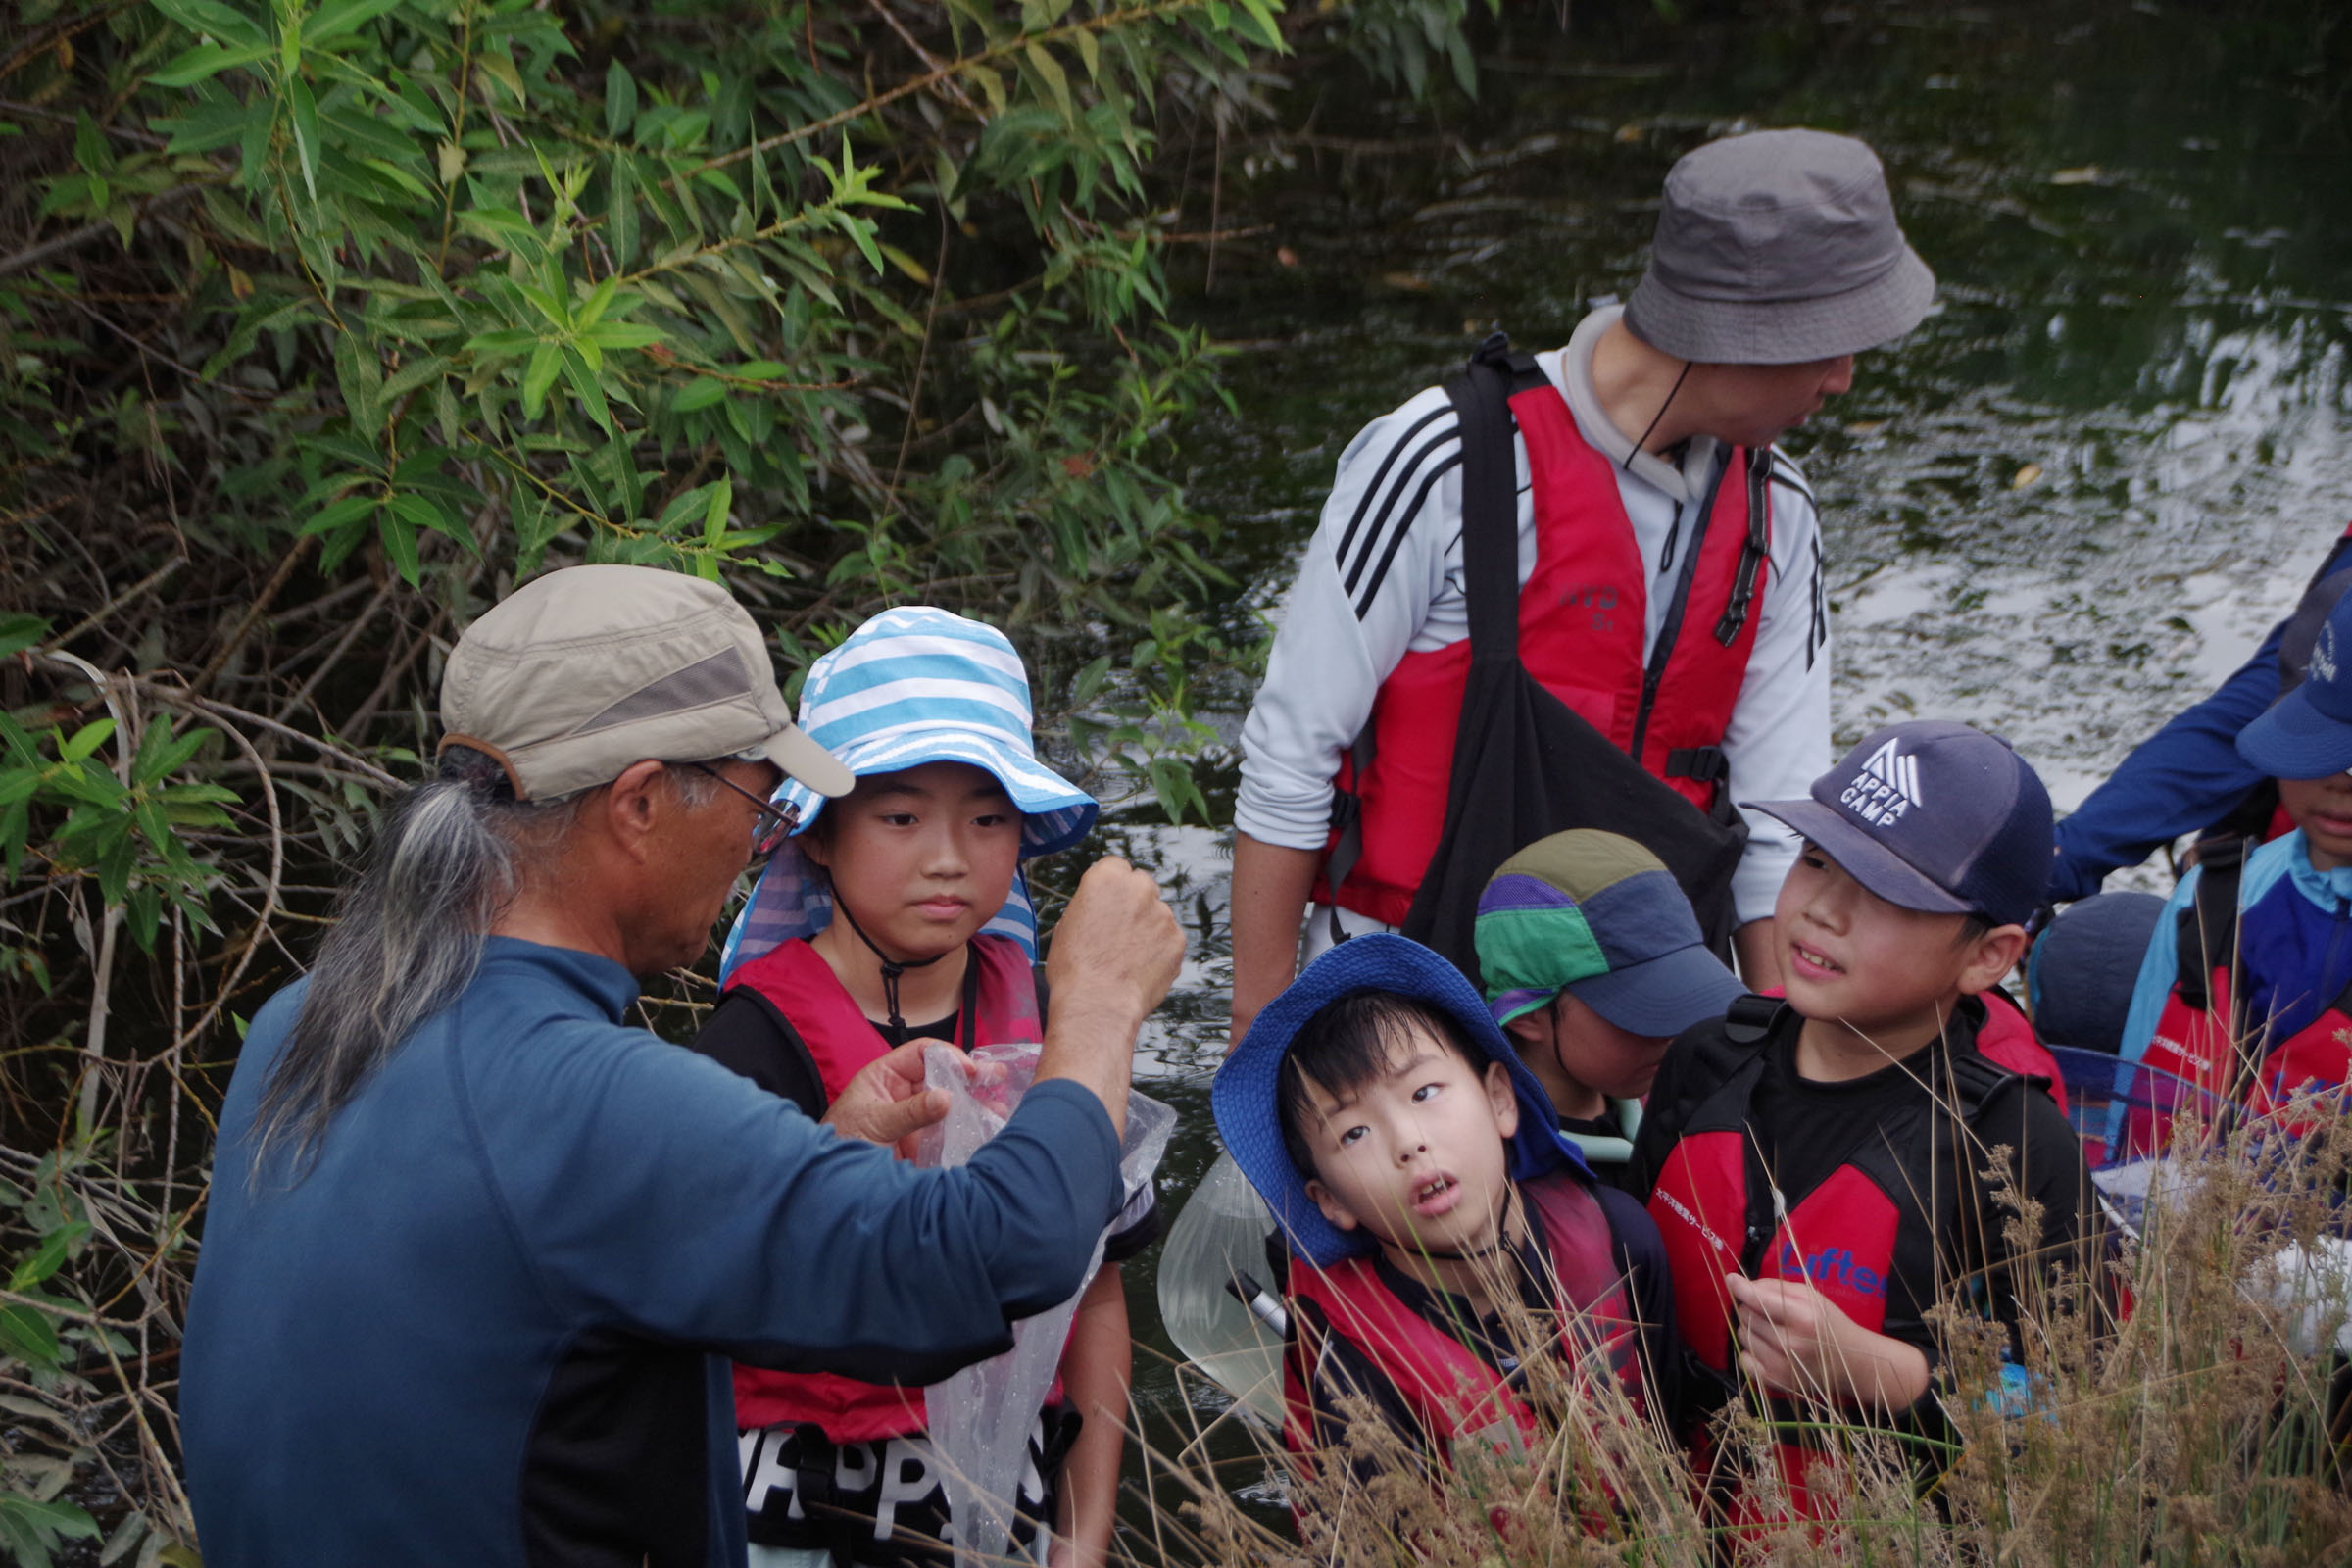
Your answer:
0,0 -> 1303,1552
0,0 -> 1518,1549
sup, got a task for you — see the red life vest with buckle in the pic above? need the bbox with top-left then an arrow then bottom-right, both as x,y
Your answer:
1280,1169 -> 1643,1468
2132,840 -> 2352,1153
1644,1000 -> 2024,1528
719,934 -> 1047,1443
1314,379 -> 1772,926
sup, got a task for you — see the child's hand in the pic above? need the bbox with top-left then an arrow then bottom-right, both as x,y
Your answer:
1726,1274 -> 1932,1413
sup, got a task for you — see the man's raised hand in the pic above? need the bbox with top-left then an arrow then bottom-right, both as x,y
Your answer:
1047,857 -> 1184,1023
1036,858 -> 1182,1137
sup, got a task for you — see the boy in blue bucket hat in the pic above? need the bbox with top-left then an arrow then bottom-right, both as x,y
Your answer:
693,607 -> 1151,1568
1210,933 -> 1677,1494
2118,580 -> 2352,1144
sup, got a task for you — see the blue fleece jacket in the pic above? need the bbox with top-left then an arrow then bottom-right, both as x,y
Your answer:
181,938 -> 1124,1568
2051,529 -> 2352,902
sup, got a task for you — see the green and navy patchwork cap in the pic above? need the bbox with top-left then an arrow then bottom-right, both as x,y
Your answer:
1476,830 -> 1747,1037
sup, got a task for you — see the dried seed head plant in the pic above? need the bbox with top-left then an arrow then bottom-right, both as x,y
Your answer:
1134,1066 -> 2352,1568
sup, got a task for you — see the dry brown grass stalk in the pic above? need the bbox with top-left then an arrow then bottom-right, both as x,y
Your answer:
1137,1085 -> 2352,1568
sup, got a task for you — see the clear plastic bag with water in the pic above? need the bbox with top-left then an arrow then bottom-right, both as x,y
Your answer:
916,1043 -> 1176,1568
1152,1149 -> 1285,1427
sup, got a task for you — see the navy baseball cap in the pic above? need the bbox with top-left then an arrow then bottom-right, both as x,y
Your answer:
2278,569 -> 2352,695
1211,934 -> 1586,1269
1747,719 -> 2053,929
2242,575 -> 2352,780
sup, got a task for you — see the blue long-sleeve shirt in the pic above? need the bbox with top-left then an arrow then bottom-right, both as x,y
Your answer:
181,938 -> 1125,1568
2051,529 -> 2352,902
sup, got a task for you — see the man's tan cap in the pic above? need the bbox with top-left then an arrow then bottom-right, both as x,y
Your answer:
438,564 -> 853,802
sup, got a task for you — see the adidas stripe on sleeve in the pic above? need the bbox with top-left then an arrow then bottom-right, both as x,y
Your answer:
1235,386 -> 1493,855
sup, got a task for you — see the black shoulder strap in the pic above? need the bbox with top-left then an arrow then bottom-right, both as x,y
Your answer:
2174,836 -> 2247,1013
1944,1045 -> 2025,1125
1443,332 -> 1546,670
1723,992 -> 1785,1046
1318,727 -> 1375,948
1321,334 -> 1537,942
1032,959 -> 1051,1024
1713,446 -> 1773,647
1650,999 -> 1782,1147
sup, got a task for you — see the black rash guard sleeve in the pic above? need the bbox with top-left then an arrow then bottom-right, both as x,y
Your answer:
1958,1076 -> 2111,1336
690,987 -> 826,1119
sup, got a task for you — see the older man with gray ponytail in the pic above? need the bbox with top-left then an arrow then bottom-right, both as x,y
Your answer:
180,565 -> 1183,1568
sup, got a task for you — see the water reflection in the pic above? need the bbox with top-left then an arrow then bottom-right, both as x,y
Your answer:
1100,0 -> 2352,1541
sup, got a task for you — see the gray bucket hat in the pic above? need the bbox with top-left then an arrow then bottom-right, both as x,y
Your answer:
1624,128 -> 1935,366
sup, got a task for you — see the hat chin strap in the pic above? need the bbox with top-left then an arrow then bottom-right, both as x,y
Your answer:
1624,358 -> 1693,471
831,894 -> 952,1047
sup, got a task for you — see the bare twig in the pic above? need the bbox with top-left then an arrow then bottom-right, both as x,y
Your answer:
0,185 -> 202,280
49,556 -> 185,649
191,537 -> 318,696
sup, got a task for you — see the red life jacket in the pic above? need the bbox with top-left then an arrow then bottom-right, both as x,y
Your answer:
1974,989 -> 2066,1114
1645,1001 -> 2022,1528
1279,1169 -> 1643,1468
719,934 -> 1046,1443
2132,840 -> 2352,1153
1315,381 -> 1772,926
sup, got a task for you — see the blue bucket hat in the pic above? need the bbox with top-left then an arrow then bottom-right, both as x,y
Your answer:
2240,576 -> 2352,780
1211,934 -> 1588,1269
719,607 -> 1098,978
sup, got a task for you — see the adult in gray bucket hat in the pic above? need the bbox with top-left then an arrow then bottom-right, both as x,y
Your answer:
1231,126 -> 1934,1040
181,564 -> 1183,1568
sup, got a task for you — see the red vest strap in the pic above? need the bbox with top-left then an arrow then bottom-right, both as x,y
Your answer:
1976,989 -> 2068,1115
1645,1129 -> 1750,1374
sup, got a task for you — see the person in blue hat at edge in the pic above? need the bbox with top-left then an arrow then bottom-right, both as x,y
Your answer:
2116,583 -> 2352,1143
1209,934 -> 1678,1519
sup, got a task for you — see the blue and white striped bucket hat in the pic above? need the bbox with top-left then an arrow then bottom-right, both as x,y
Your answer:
719,607 -> 1098,977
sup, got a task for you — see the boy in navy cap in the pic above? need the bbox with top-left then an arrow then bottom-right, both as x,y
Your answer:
1211,935 -> 1677,1493
2117,582 -> 2352,1141
1625,719 -> 2100,1528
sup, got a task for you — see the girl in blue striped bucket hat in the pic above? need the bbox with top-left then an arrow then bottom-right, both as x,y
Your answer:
694,607 -> 1141,1568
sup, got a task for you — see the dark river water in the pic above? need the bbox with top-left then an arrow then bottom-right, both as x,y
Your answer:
1072,0 -> 2352,1539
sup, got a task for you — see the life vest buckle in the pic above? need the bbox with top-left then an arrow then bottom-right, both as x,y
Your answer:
1724,994 -> 1784,1045
1666,746 -> 1730,785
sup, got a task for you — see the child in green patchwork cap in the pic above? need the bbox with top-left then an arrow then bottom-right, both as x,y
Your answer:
1475,830 -> 1748,1187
